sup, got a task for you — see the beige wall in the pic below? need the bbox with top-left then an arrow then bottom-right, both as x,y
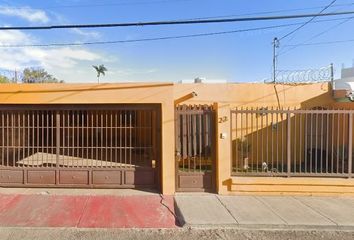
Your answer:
0,82 -> 339,194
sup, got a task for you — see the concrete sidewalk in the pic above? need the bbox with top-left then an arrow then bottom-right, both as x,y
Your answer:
0,191 -> 176,228
2,187 -> 354,232
175,194 -> 354,230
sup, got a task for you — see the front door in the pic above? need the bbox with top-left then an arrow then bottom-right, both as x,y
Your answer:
175,104 -> 215,192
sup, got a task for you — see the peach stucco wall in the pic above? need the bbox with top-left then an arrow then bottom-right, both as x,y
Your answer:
173,82 -> 333,109
0,82 -> 337,194
0,82 -> 332,108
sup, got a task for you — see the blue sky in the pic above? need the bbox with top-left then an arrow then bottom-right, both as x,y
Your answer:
0,0 -> 354,83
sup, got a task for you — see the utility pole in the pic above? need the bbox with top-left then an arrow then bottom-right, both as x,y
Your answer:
14,69 -> 18,83
330,63 -> 334,97
272,37 -> 279,83
272,37 -> 281,110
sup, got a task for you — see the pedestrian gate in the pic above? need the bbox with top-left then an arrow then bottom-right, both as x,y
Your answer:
0,104 -> 161,189
175,105 -> 215,192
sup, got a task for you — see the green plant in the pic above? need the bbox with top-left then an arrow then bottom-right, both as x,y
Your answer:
235,138 -> 251,158
92,64 -> 107,83
22,68 -> 63,83
0,75 -> 10,83
336,145 -> 348,161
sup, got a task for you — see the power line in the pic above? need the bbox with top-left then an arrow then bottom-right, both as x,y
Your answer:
278,0 -> 337,40
1,1 -> 354,18
0,17 -> 351,48
279,16 -> 354,55
283,38 -> 354,47
2,1 -> 354,25
0,23 -> 302,48
0,0 -> 192,9
185,2 -> 354,21
1,11 -> 354,31
269,2 -> 338,83
2,1 -> 354,15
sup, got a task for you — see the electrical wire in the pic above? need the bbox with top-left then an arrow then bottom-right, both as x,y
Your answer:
279,16 -> 354,55
0,0 -> 193,9
186,2 -> 354,21
283,38 -> 354,47
0,17 -> 352,48
2,1 -> 354,14
1,10 -> 354,31
278,0 -> 337,40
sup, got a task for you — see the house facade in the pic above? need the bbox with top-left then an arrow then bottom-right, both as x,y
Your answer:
0,82 -> 353,195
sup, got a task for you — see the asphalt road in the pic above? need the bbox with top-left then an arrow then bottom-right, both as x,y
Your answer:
1,227 -> 354,240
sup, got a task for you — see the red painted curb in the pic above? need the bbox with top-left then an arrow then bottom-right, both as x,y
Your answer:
0,194 -> 177,228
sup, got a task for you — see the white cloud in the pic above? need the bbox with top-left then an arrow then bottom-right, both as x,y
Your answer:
71,28 -> 101,39
0,30 -> 160,83
109,68 -> 159,76
25,47 -> 100,68
0,30 -> 32,45
0,47 -> 102,70
0,30 -> 102,71
0,6 -> 49,23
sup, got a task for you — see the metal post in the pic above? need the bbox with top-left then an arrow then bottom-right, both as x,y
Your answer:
272,37 -> 279,83
55,111 -> 60,184
330,63 -> 334,96
287,112 -> 291,177
14,69 -> 18,83
56,112 -> 60,167
348,113 -> 353,178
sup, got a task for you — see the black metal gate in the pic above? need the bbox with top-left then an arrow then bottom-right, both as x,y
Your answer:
0,104 -> 161,189
175,105 -> 215,192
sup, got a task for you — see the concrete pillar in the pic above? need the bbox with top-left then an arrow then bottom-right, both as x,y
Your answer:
215,103 -> 232,194
161,101 -> 175,195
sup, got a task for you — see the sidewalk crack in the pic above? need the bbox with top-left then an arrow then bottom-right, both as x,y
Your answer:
255,196 -> 288,225
215,195 -> 239,224
159,194 -> 177,218
292,196 -> 338,226
76,196 -> 90,228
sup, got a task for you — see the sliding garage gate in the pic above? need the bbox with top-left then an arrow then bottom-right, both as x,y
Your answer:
0,104 -> 161,189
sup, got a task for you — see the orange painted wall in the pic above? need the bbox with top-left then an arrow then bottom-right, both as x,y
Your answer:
0,82 -> 341,194
173,82 -> 333,108
0,82 -> 332,107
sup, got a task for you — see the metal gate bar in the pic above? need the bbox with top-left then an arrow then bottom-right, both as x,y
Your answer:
0,104 -> 160,188
231,108 -> 354,177
0,109 -> 153,168
176,105 -> 214,173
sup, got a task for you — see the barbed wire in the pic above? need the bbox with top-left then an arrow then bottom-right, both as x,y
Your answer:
264,65 -> 332,84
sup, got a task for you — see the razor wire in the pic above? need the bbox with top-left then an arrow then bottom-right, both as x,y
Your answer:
265,65 -> 333,84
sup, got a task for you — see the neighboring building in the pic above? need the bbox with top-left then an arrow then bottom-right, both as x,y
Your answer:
0,82 -> 353,195
178,77 -> 228,84
333,66 -> 354,102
